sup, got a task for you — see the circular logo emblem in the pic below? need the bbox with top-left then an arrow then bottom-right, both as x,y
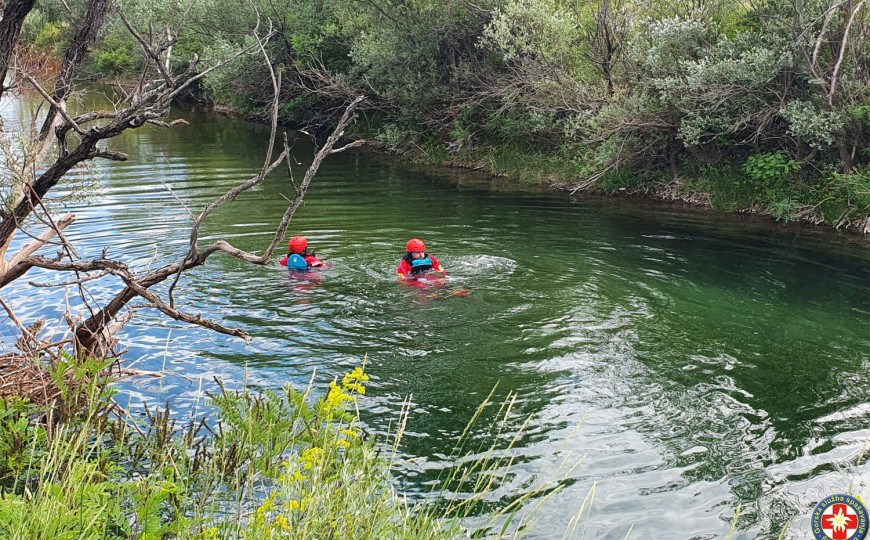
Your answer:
811,494 -> 868,540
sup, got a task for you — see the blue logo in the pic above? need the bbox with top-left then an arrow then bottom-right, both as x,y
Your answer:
811,494 -> 868,540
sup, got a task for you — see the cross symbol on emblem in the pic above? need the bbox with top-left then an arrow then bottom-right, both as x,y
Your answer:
822,504 -> 860,540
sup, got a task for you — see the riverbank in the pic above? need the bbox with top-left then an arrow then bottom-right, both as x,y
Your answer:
338,138 -> 869,238
403,143 -> 870,236
200,102 -> 870,237
0,360 -> 561,539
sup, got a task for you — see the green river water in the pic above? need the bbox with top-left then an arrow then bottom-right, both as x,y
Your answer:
2,96 -> 870,539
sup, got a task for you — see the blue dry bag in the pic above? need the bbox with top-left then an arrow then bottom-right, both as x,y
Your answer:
286,253 -> 308,271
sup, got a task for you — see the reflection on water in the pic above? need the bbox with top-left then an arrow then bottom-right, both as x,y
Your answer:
2,94 -> 870,539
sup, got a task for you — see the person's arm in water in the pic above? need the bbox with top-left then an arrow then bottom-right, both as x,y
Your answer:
429,255 -> 446,275
396,258 -> 412,280
305,253 -> 325,268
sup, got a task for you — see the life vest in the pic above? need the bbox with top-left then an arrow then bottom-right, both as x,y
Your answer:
286,253 -> 309,271
403,253 -> 433,275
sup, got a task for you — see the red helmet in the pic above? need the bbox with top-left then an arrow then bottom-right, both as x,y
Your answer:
288,236 -> 308,254
406,238 -> 426,252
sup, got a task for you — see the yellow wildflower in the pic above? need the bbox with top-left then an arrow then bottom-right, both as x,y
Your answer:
288,499 -> 308,512
347,366 -> 370,382
299,447 -> 323,470
343,382 -> 366,395
275,515 -> 290,532
255,496 -> 274,525
274,515 -> 290,532
340,428 -> 359,439
301,447 -> 323,461
342,368 -> 370,394
325,381 -> 356,410
337,439 -> 350,448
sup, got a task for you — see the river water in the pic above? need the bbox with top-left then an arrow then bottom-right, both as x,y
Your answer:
2,95 -> 870,539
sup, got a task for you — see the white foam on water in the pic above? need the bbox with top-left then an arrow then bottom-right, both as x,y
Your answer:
449,254 -> 517,279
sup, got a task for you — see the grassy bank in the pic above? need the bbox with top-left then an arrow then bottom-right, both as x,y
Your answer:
0,357 -> 584,539
401,141 -> 870,233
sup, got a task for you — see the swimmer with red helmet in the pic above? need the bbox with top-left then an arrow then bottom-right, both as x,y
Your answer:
396,238 -> 445,281
396,238 -> 469,297
279,236 -> 326,270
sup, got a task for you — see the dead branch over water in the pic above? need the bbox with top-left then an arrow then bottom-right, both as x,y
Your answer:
0,1 -> 365,398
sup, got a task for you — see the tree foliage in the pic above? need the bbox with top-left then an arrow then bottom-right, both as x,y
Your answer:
21,0 -> 869,226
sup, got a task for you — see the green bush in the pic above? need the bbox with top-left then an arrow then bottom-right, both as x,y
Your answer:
32,22 -> 62,52
851,103 -> 870,126
741,152 -> 803,219
697,164 -> 754,212
814,170 -> 870,227
483,111 -> 538,145
376,123 -> 416,151
742,152 -> 800,185
0,399 -> 45,484
22,9 -> 61,53
91,34 -> 137,76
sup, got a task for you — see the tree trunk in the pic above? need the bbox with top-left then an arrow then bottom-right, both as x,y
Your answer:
0,0 -> 37,99
0,0 -> 110,265
839,141 -> 855,173
75,286 -> 139,355
38,0 -> 111,142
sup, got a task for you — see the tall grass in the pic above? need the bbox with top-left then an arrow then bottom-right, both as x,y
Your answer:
0,360 -> 587,539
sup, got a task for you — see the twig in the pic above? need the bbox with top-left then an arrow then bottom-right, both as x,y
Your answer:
21,75 -> 87,136
0,296 -> 31,340
29,271 -> 109,287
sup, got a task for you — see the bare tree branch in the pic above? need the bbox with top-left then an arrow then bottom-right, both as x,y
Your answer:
22,75 -> 88,136
23,255 -> 249,344
117,6 -> 175,87
0,295 -> 33,344
828,0 -> 868,105
260,96 -> 366,260
812,1 -> 847,71
0,12 -> 273,282
29,271 -> 109,288
69,96 -> 365,356
0,213 -> 76,286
